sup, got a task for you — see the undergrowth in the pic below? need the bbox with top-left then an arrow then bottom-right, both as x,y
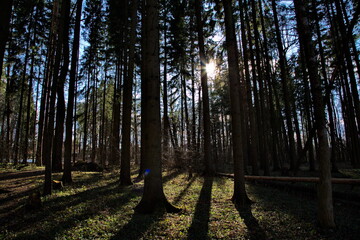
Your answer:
0,170 -> 359,239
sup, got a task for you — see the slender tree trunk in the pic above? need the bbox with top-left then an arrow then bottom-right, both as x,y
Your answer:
239,0 -> 259,175
333,0 -> 360,130
23,28 -> 37,164
137,0 -> 146,178
73,79 -> 78,164
14,34 -> 31,165
36,52 -> 51,166
326,0 -> 360,168
191,52 -> 197,150
82,74 -> 90,162
312,0 -> 337,171
250,0 -> 264,167
91,71 -> 98,164
43,0 -> 70,195
63,0 -> 83,184
162,17 -> 170,155
5,62 -> 14,163
120,0 -> 137,186
245,6 -> 263,171
223,0 -> 250,206
271,0 -> 297,172
133,80 -> 139,165
52,0 -> 71,172
294,0 -> 335,228
182,73 -> 191,148
52,78 -> 65,171
258,0 -> 274,168
195,0 -> 213,175
99,63 -> 108,166
43,0 -> 60,196
300,49 -> 316,171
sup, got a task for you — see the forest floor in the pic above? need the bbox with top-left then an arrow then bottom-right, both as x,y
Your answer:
0,166 -> 360,240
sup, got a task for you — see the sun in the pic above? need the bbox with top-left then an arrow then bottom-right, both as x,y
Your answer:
206,61 -> 216,79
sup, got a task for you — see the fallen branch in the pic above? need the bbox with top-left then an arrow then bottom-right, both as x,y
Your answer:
216,173 -> 360,185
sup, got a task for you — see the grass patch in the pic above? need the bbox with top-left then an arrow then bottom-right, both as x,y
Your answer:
0,163 -> 44,173
0,170 -> 359,239
339,169 -> 360,179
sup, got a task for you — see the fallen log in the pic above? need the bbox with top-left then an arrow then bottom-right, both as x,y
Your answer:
216,173 -> 360,185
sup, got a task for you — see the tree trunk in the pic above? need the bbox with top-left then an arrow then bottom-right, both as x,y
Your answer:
43,0 -> 70,195
0,0 -> 13,78
134,0 -> 180,214
162,16 -> 170,155
14,32 -> 31,165
271,0 -> 297,172
239,0 -> 259,175
195,0 -> 213,175
294,0 -> 335,228
223,0 -> 250,206
120,0 -> 137,186
63,0 -> 83,184
91,73 -> 97,164
52,0 -> 71,172
82,73 -> 90,162
23,23 -> 37,164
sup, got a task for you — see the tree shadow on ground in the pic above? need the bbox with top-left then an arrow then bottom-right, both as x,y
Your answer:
248,183 -> 360,240
187,176 -> 213,240
5,181 -> 118,236
0,170 -> 45,181
163,170 -> 183,183
236,204 -> 267,240
110,212 -> 163,240
174,176 -> 197,204
0,173 -> 104,217
2,176 -> 142,239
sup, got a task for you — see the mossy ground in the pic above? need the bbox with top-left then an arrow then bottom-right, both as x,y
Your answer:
0,168 -> 359,239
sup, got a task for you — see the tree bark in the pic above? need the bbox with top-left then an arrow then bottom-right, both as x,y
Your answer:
239,0 -> 259,175
0,0 -> 13,78
195,0 -> 214,175
23,17 -> 38,164
134,0 -> 180,214
63,0 -> 83,184
120,0 -> 138,186
271,0 -> 297,172
294,0 -> 335,228
13,35 -> 30,165
223,0 -> 250,206
43,0 -> 70,195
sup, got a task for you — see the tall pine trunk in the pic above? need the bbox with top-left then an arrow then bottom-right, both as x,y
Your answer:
120,0 -> 138,186
271,0 -> 297,172
134,0 -> 180,214
63,0 -> 83,184
195,0 -> 213,175
294,0 -> 335,228
223,0 -> 250,206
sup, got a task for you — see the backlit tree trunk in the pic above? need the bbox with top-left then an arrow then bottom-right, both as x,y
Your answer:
134,0 -> 180,214
120,0 -> 138,186
294,0 -> 335,228
223,0 -> 250,206
195,0 -> 214,175
63,0 -> 83,184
